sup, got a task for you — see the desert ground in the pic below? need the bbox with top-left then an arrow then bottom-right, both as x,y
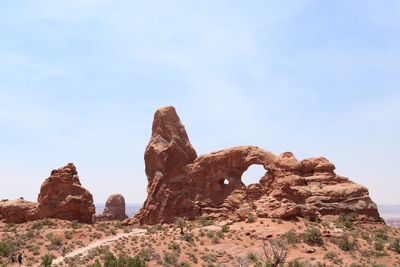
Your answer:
1,216 -> 399,267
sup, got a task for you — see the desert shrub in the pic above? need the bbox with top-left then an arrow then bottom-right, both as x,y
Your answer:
262,239 -> 288,266
374,240 -> 385,251
206,231 -> 214,238
91,259 -> 101,267
187,252 -> 198,263
168,241 -> 181,253
390,238 -> 400,253
211,236 -> 220,244
28,244 -> 40,255
96,222 -> 109,232
302,227 -> 323,245
247,214 -> 256,223
138,247 -> 154,261
2,223 -> 16,232
374,250 -> 389,258
287,259 -> 307,267
146,224 -> 164,234
196,216 -> 213,226
201,253 -> 217,263
46,233 -> 62,248
374,229 -> 388,240
114,221 -> 123,228
31,221 -> 44,230
216,230 -> 224,238
235,256 -> 250,267
324,251 -> 343,264
31,218 -> 55,230
336,213 -> 356,229
42,218 -> 55,226
163,252 -> 178,265
0,240 -> 15,257
179,261 -> 191,267
64,231 -> 73,240
349,264 -> 368,267
221,225 -> 230,233
336,235 -> 357,251
175,217 -> 186,235
110,228 -> 117,235
71,220 -> 80,229
118,255 -> 146,267
102,251 -> 146,267
182,232 -> 194,244
283,229 -> 298,244
25,229 -> 35,238
104,251 -> 119,266
246,252 -> 258,262
360,231 -> 371,241
40,253 -> 53,267
324,251 -> 336,260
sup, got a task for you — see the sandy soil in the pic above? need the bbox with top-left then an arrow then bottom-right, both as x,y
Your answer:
52,228 -> 146,265
0,217 -> 400,266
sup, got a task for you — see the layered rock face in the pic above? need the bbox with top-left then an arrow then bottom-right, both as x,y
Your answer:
134,106 -> 383,225
94,194 -> 128,221
0,163 -> 95,224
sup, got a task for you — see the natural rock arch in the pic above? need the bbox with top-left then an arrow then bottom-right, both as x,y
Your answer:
133,106 -> 383,225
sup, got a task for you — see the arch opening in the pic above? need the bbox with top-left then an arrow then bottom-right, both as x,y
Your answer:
241,164 -> 266,186
216,178 -> 231,190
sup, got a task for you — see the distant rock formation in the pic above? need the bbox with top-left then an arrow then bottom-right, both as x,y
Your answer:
134,106 -> 383,225
0,163 -> 95,224
94,194 -> 128,221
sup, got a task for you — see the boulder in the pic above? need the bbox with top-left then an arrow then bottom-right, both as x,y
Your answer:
0,199 -> 38,223
94,194 -> 128,221
134,106 -> 383,224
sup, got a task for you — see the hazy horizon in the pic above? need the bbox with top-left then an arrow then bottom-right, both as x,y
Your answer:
0,1 -> 399,205
94,203 -> 400,217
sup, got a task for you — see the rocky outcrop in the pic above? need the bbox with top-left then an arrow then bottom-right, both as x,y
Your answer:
0,199 -> 38,223
134,106 -> 383,225
137,106 -> 197,224
0,163 -> 95,224
37,163 -> 95,224
94,194 -> 128,221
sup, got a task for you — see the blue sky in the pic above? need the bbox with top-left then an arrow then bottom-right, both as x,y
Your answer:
0,1 -> 399,204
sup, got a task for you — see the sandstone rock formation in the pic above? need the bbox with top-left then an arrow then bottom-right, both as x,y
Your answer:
37,163 -> 95,223
94,194 -> 128,221
0,199 -> 38,223
0,163 -> 95,224
134,106 -> 383,225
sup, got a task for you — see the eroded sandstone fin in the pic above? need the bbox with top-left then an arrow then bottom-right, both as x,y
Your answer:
145,106 -> 197,182
134,107 -> 198,224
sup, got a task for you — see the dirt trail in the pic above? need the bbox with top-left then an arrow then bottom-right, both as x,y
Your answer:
52,228 -> 146,265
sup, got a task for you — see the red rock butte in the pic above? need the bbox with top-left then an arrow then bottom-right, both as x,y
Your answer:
134,106 -> 383,225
